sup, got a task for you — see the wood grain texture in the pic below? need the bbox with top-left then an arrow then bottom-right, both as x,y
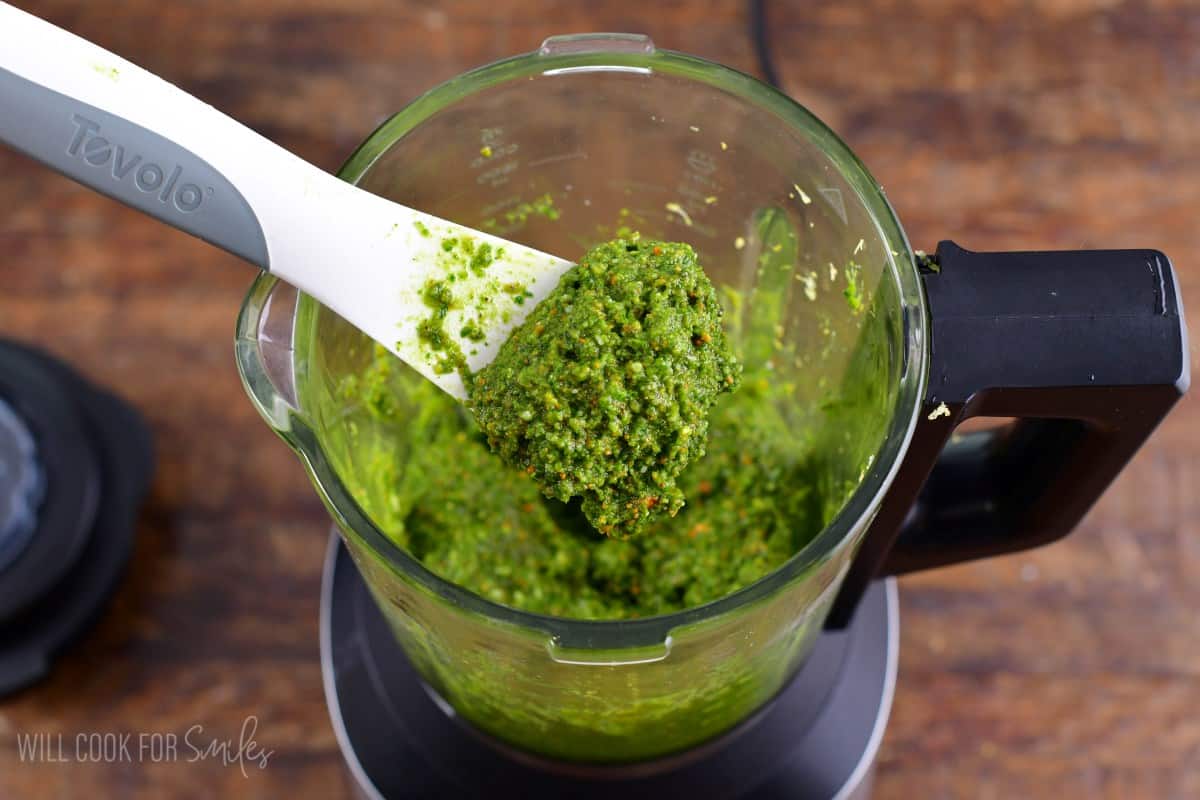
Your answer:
0,1 -> 1197,797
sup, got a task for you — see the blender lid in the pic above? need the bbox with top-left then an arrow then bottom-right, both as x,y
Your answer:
321,533 -> 898,799
0,341 -> 153,697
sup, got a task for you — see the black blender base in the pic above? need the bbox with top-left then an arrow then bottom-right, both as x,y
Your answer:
321,534 -> 897,800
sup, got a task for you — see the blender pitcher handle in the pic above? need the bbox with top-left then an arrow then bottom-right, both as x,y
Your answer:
827,241 -> 1189,628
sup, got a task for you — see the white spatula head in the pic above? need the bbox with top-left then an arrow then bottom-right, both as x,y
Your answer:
304,206 -> 572,399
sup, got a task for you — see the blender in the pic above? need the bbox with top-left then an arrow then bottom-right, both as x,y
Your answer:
233,35 -> 1188,798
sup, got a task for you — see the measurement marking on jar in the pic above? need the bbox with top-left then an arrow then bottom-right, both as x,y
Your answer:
610,179 -> 669,195
481,196 -> 523,217
469,143 -> 518,168
477,161 -> 519,187
527,151 -> 589,168
672,148 -> 722,234
472,128 -> 519,187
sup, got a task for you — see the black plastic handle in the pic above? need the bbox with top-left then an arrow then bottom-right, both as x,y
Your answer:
827,240 -> 1189,628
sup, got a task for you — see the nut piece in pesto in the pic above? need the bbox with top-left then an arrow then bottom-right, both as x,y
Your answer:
467,238 -> 742,538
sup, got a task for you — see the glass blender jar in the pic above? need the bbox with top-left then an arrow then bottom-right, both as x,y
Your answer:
236,34 -> 1187,766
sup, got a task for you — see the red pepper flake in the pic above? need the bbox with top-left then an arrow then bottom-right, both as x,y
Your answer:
652,246 -> 663,256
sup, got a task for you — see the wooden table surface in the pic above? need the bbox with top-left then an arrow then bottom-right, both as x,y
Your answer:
1,1 -> 1197,797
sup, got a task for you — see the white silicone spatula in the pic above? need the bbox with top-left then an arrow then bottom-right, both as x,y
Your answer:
0,2 -> 572,400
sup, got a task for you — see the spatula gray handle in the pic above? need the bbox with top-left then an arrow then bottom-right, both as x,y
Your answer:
0,64 -> 270,267
0,0 -> 389,279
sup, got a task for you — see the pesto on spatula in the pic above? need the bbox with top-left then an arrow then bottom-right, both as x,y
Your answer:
467,238 -> 741,538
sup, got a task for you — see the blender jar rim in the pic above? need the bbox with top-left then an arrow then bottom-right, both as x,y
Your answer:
235,39 -> 928,647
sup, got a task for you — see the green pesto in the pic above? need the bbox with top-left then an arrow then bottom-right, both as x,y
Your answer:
341,240 -> 883,621
469,242 -> 496,275
843,261 -> 864,313
351,347 -> 809,619
482,193 -> 561,230
467,239 -> 741,538
410,233 -> 529,378
415,279 -> 468,376
459,320 -> 487,342
409,196 -> 562,375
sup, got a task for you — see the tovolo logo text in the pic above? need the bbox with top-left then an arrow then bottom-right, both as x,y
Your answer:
67,114 -> 208,213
